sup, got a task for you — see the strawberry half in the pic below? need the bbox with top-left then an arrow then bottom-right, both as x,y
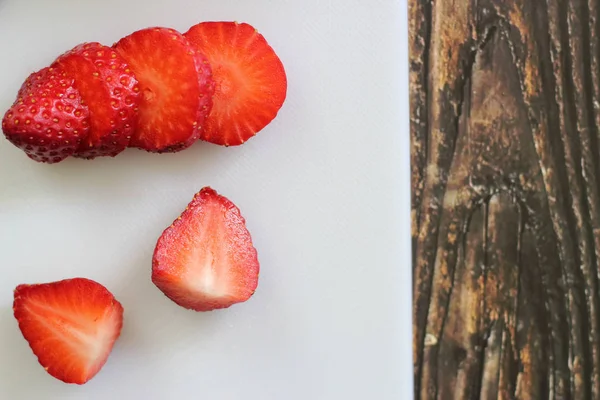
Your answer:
2,66 -> 90,163
152,187 -> 259,311
184,21 -> 287,146
114,27 -> 215,152
54,42 -> 140,159
13,278 -> 124,385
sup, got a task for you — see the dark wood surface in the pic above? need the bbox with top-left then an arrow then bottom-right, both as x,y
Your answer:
410,0 -> 600,398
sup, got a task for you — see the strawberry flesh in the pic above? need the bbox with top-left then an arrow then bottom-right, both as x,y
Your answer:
114,27 -> 215,152
54,42 -> 140,159
152,187 -> 259,311
2,66 -> 90,163
13,278 -> 124,385
184,22 -> 287,146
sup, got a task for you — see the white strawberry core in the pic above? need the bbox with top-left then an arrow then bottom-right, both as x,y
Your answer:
185,249 -> 230,298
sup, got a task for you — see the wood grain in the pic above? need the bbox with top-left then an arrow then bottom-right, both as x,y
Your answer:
410,0 -> 600,398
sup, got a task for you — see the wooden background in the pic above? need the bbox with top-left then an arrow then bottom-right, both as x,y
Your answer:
410,0 -> 600,398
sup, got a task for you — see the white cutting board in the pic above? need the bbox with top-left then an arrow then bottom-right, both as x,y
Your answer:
0,0 -> 411,398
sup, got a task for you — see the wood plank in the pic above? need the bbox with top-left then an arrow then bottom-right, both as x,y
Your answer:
410,0 -> 600,398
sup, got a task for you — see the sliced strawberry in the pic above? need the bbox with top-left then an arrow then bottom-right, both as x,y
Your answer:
113,27 -> 214,152
54,42 -> 140,159
13,278 -> 124,385
184,21 -> 287,146
152,187 -> 259,311
2,66 -> 90,163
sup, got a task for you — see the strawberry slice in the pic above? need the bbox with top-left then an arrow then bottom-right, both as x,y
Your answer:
184,21 -> 287,146
114,27 -> 215,152
152,187 -> 259,311
54,42 -> 140,159
2,66 -> 90,163
13,278 -> 124,385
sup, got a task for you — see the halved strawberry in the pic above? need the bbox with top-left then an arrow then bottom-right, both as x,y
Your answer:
152,187 -> 259,311
13,278 -> 124,385
113,27 -> 214,152
2,66 -> 90,163
54,42 -> 140,159
184,21 -> 287,146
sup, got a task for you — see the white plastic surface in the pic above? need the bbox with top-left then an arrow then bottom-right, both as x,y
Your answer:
0,0 -> 411,398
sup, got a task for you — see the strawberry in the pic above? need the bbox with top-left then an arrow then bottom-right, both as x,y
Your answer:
152,187 -> 259,311
54,42 -> 140,159
2,66 -> 90,163
13,278 -> 124,385
184,22 -> 287,146
113,27 -> 215,153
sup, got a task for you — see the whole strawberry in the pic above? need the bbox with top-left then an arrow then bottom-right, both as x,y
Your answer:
2,66 -> 91,163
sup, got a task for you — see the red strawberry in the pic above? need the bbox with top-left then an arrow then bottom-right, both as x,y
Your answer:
54,42 -> 140,159
13,278 -> 124,385
113,27 -> 215,153
184,22 -> 287,146
152,187 -> 259,311
2,66 -> 90,163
